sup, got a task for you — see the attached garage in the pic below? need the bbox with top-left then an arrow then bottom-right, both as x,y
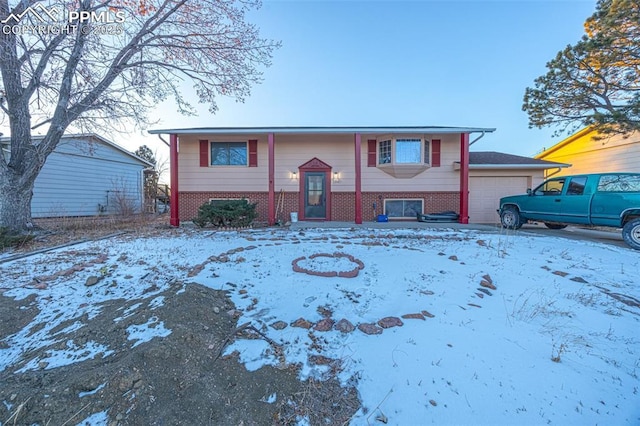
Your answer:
467,152 -> 569,224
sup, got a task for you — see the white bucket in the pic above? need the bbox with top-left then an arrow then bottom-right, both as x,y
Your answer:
290,212 -> 298,222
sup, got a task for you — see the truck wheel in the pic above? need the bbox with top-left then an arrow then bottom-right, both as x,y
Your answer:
544,223 -> 567,230
622,218 -> 640,250
500,206 -> 523,230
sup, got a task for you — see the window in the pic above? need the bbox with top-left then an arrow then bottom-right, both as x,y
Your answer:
379,140 -> 391,164
211,142 -> 247,166
384,199 -> 423,218
395,139 -> 421,164
534,178 -> 565,196
598,174 -> 640,192
424,140 -> 430,164
567,177 -> 587,195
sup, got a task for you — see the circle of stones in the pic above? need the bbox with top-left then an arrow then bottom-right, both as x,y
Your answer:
291,252 -> 365,278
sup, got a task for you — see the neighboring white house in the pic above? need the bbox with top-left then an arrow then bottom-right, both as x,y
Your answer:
1,134 -> 152,218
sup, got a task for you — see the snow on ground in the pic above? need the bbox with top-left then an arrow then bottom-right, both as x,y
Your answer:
1,227 -> 639,425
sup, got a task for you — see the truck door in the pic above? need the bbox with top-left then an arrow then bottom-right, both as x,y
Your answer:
522,177 -> 566,221
559,176 -> 591,224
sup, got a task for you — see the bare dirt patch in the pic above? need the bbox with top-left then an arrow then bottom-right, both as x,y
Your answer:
0,216 -> 360,425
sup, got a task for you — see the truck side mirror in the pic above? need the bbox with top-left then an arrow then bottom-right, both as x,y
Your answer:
526,188 -> 532,195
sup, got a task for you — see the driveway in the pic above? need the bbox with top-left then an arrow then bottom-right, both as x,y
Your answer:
519,222 -> 627,249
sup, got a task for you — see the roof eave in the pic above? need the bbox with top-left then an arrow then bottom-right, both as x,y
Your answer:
148,126 -> 496,135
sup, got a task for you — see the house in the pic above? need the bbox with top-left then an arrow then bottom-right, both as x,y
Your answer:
147,126 -> 566,226
1,134 -> 152,218
535,127 -> 640,177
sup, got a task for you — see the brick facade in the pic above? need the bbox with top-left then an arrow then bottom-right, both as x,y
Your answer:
180,191 -> 460,223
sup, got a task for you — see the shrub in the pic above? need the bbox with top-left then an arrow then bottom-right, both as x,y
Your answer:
0,227 -> 34,249
193,199 -> 257,228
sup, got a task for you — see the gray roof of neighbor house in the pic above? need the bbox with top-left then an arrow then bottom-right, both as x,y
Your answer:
469,151 -> 570,169
0,133 -> 153,168
148,126 -> 496,135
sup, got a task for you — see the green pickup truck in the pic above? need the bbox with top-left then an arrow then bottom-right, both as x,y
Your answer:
498,173 -> 640,250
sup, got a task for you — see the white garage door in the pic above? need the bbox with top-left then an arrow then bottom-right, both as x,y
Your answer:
469,176 -> 529,224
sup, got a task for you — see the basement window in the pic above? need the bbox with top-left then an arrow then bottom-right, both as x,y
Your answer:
384,199 -> 423,218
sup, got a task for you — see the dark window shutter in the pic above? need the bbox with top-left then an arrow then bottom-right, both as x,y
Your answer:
199,140 -> 209,167
367,139 -> 377,167
248,139 -> 258,167
432,139 -> 441,167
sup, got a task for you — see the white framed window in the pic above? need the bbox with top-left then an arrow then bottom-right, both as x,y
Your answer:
376,137 -> 431,166
211,142 -> 247,166
384,199 -> 424,218
395,139 -> 422,164
378,140 -> 391,164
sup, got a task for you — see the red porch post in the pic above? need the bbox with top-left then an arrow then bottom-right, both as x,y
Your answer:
268,133 -> 276,225
169,133 -> 179,227
459,132 -> 470,224
354,133 -> 363,224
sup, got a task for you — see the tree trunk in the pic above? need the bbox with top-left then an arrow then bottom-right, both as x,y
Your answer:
0,169 -> 36,232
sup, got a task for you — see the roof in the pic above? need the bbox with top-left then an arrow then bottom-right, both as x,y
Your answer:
534,127 -> 594,159
468,151 -> 570,169
0,133 -> 153,168
148,125 -> 496,135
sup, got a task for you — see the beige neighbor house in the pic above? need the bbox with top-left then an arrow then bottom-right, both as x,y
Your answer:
148,126 -> 565,226
535,127 -> 640,177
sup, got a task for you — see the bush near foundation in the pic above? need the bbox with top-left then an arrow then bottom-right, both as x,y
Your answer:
193,199 -> 257,228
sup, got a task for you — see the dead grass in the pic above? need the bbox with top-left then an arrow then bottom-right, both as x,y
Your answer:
1,214 -> 171,256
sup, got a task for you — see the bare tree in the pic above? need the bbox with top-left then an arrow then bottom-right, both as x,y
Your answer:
0,0 -> 279,232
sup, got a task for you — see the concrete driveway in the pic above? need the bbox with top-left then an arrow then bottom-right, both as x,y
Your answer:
518,223 -> 627,249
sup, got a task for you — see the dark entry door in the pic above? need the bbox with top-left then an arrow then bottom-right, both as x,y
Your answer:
305,172 -> 326,219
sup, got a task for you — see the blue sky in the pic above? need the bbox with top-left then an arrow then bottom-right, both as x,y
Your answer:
137,0 -> 598,158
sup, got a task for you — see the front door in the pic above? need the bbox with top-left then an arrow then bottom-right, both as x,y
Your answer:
304,172 -> 326,219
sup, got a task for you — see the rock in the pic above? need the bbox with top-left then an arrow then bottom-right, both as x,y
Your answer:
570,276 -> 588,283
480,280 -> 497,290
357,323 -> 383,335
313,318 -> 335,332
552,270 -> 569,277
291,318 -> 313,329
401,313 -> 425,320
448,255 -> 458,261
482,274 -> 493,283
377,317 -> 403,328
421,310 -> 435,318
334,319 -> 355,333
212,307 -> 220,314
270,321 -> 288,330
85,276 -> 101,287
477,288 -> 492,296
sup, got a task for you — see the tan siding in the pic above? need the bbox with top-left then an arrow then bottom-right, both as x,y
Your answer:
539,131 -> 640,176
360,133 -> 460,192
178,134 -> 268,192
178,132 -> 463,193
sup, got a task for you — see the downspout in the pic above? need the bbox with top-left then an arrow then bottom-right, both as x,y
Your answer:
157,134 -> 170,147
545,168 -> 564,178
469,131 -> 486,146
